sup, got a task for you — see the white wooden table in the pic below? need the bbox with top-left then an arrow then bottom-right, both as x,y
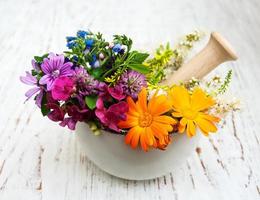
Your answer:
0,0 -> 259,199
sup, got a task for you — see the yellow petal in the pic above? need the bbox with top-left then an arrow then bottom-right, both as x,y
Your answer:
195,117 -> 218,135
169,86 -> 190,110
191,88 -> 215,111
199,113 -> 220,123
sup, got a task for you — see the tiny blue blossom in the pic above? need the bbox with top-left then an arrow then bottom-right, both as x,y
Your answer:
112,44 -> 121,53
66,41 -> 77,49
85,39 -> 94,49
66,36 -> 77,43
77,30 -> 89,38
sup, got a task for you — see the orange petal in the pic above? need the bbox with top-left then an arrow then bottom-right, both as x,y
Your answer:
126,97 -> 139,117
137,87 -> 148,112
118,115 -> 138,129
153,121 -> 173,132
187,120 -> 196,137
149,95 -> 172,116
140,132 -> 148,151
178,123 -> 186,133
144,127 -> 154,146
153,115 -> 177,125
125,126 -> 143,147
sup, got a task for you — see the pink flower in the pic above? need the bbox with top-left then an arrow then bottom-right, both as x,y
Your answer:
51,77 -> 75,101
95,98 -> 129,132
108,85 -> 126,100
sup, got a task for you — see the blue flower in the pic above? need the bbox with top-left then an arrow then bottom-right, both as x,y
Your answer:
85,39 -> 94,49
112,44 -> 121,53
66,36 -> 77,43
90,55 -> 97,66
77,30 -> 89,38
66,41 -> 77,49
72,56 -> 78,62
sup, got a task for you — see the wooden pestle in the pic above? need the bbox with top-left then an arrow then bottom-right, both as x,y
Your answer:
161,32 -> 238,86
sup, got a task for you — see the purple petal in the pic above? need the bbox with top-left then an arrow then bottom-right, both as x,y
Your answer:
39,74 -> 51,85
50,55 -> 64,70
60,62 -> 73,76
31,59 -> 40,71
41,58 -> 53,74
39,75 -> 54,91
59,118 -> 76,130
20,72 -> 37,85
25,87 -> 41,100
35,90 -> 44,108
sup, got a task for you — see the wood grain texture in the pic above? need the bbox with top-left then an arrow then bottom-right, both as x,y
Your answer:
0,0 -> 259,199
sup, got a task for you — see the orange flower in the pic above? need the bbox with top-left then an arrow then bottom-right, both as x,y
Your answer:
118,88 -> 177,151
168,86 -> 220,137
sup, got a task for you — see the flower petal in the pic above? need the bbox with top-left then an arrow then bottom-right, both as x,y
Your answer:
20,72 -> 37,85
187,120 -> 196,137
137,88 -> 147,112
169,86 -> 190,110
191,88 -> 215,111
195,117 -> 218,135
25,87 -> 40,100
153,115 -> 177,125
149,95 -> 172,116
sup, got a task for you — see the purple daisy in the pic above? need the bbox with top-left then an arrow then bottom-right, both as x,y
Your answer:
117,70 -> 147,99
39,54 -> 74,91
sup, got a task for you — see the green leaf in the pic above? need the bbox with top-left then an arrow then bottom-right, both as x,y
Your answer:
130,51 -> 149,64
41,92 -> 50,116
128,64 -> 151,74
85,95 -> 98,110
91,68 -> 104,80
34,53 -> 48,63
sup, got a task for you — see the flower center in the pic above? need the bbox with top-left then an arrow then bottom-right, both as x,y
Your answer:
139,112 -> 153,127
182,108 -> 198,120
52,69 -> 60,78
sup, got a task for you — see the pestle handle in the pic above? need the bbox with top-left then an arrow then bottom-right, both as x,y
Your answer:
161,32 -> 238,86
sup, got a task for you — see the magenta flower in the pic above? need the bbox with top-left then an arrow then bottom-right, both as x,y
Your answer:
39,54 -> 74,90
60,105 -> 89,130
20,71 -> 43,107
108,85 -> 126,100
95,98 -> 129,132
51,76 -> 75,101
47,103 -> 65,122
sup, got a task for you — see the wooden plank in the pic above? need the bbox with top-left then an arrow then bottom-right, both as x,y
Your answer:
0,0 -> 259,199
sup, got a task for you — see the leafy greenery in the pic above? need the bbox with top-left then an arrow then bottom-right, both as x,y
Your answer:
40,92 -> 50,116
65,31 -> 150,84
145,43 -> 173,85
146,31 -> 203,87
85,95 -> 98,110
218,70 -> 233,94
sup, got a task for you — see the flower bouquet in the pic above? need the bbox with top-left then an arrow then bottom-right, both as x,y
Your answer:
21,30 -> 239,180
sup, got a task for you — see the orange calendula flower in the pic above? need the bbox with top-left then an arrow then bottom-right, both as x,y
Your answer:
118,88 -> 177,151
168,86 -> 220,137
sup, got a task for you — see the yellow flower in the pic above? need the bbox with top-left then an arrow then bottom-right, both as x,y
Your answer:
168,86 -> 220,137
118,88 -> 177,151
